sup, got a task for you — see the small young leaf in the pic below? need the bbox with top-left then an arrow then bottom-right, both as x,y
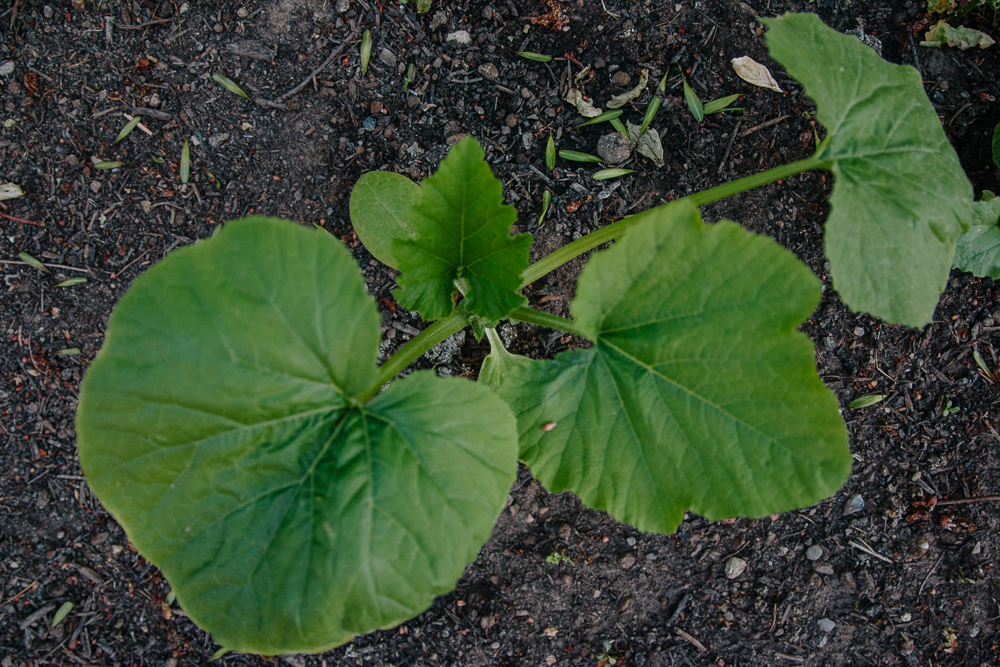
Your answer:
576,110 -> 624,128
416,0 -> 432,13
849,394 -> 885,409
208,648 -> 231,662
973,349 -> 992,376
765,12 -> 974,327
55,277 -> 88,287
639,95 -> 661,137
76,218 -> 519,654
360,30 -> 373,77
558,150 -> 603,163
18,252 -> 50,273
593,168 -> 635,180
538,190 -> 552,227
393,136 -> 532,322
703,94 -> 741,115
546,133 -> 556,171
56,347 -> 82,356
502,200 -> 850,534
151,155 -> 164,164
93,161 -> 124,170
609,117 -> 629,137
349,171 -> 421,270
116,116 -> 142,143
51,602 -> 74,628
211,73 -> 250,99
166,589 -> 177,606
683,80 -> 704,122
180,139 -> 190,184
517,51 -> 553,62
403,63 -> 415,91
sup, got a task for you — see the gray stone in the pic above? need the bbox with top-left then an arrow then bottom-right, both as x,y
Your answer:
725,557 -> 748,579
0,61 -> 13,77
842,493 -> 865,516
429,11 -> 448,30
477,62 -> 499,81
597,133 -> 631,164
806,544 -> 823,561
208,133 -> 230,148
611,71 -> 631,87
335,0 -> 350,13
378,48 -> 397,68
446,30 -> 472,45
817,618 -> 836,633
227,40 -> 277,62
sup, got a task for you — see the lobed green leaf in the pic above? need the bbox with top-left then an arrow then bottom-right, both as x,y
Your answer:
502,201 -> 851,534
764,13 -> 974,327
76,218 -> 519,654
393,137 -> 532,322
953,194 -> 1000,279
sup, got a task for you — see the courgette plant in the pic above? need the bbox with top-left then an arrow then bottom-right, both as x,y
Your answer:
76,14 -> 975,655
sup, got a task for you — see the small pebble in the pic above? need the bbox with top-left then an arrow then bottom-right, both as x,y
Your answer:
478,63 -> 499,81
842,493 -> 865,516
363,116 -> 376,131
619,553 -> 636,569
817,618 -> 836,633
446,30 -> 472,45
806,545 -> 823,561
335,0 -> 350,12
379,48 -> 397,68
237,6 -> 249,17
900,612 -> 912,622
626,536 -> 636,547
611,71 -> 631,87
430,11 -> 448,30
208,133 -> 229,148
597,132 -> 631,164
0,61 -> 13,77
725,556 -> 747,579
853,326 -> 866,337
814,563 -> 834,575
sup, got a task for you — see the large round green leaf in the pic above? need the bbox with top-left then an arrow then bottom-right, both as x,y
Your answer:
763,13 -> 973,327
502,202 -> 851,534
349,171 -> 421,270
76,218 -> 519,654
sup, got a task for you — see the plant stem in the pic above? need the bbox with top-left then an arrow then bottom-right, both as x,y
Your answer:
949,0 -> 984,26
358,311 -> 467,403
509,305 -> 592,340
485,327 -> 510,358
520,153 -> 831,287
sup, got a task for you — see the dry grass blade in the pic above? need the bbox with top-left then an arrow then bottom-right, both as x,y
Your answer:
180,139 -> 190,184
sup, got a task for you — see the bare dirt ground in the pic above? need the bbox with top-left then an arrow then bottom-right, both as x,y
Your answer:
1,1 -> 998,666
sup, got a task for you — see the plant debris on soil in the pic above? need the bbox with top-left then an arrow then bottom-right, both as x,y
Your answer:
1,1 -> 998,666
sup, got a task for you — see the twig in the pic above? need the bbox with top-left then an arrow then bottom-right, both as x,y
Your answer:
947,103 -> 972,127
918,555 -> 944,596
0,580 -> 38,607
675,628 -> 707,653
276,27 -> 360,104
0,211 -> 44,226
775,654 -> 805,663
10,0 -> 18,29
741,115 -> 790,137
0,259 -> 92,273
116,17 -> 174,30
936,495 -> 1000,506
717,120 -> 741,175
848,539 -> 894,564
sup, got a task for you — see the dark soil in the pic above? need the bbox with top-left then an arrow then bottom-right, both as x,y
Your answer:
1,1 -> 998,666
